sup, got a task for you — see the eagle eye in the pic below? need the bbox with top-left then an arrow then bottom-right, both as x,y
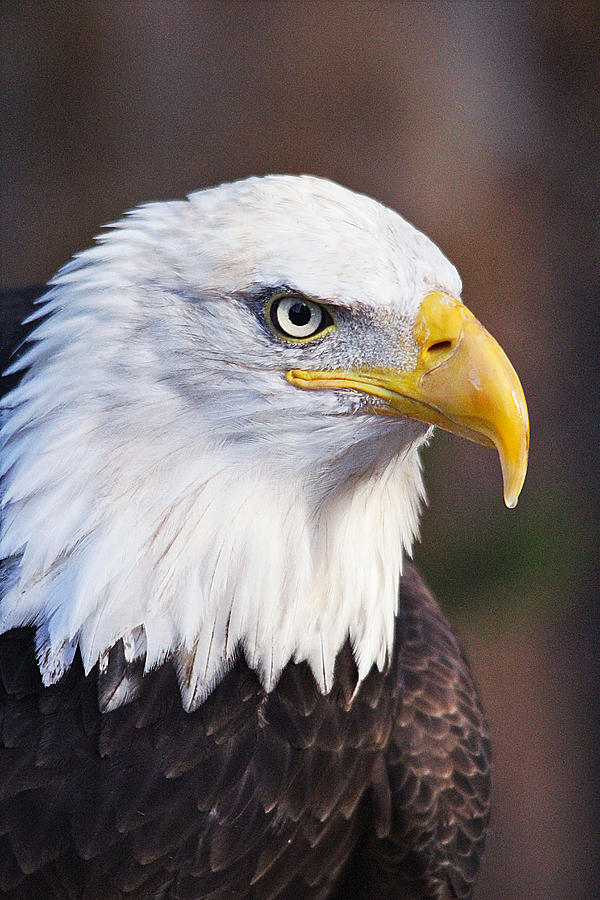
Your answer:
267,294 -> 335,342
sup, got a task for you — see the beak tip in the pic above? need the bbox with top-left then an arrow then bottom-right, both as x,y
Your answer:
501,463 -> 527,509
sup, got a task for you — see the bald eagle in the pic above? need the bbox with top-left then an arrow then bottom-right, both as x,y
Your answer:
0,177 -> 528,899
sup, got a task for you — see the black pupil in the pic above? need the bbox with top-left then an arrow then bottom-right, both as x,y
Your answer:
288,302 -> 312,327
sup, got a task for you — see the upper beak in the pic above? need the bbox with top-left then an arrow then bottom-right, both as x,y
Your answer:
286,291 -> 529,508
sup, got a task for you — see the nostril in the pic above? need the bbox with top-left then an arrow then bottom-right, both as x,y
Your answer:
427,340 -> 453,354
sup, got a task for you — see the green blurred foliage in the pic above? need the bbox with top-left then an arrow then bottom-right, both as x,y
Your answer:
415,432 -> 594,621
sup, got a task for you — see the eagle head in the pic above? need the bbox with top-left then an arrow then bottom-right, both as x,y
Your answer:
0,175 -> 528,710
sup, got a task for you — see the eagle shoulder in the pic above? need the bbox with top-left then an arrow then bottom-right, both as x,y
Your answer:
335,561 -> 491,899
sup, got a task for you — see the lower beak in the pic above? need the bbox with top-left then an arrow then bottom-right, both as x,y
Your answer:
286,291 -> 529,508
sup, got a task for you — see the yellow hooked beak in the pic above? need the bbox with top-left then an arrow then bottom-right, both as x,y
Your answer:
287,291 -> 529,508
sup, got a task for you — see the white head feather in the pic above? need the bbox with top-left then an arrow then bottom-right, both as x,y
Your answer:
0,175 -> 461,710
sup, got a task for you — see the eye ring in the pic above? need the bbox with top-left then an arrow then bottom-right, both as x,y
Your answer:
266,293 -> 335,343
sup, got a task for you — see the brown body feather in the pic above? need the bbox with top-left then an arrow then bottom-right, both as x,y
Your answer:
0,290 -> 490,898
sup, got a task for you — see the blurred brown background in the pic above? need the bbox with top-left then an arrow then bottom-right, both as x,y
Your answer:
1,2 -> 599,897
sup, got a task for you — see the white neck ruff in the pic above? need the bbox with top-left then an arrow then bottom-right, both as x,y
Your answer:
0,399 -> 425,710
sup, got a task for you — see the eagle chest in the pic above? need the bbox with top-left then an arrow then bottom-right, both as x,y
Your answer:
0,630 -> 398,898
143,648 -> 398,897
